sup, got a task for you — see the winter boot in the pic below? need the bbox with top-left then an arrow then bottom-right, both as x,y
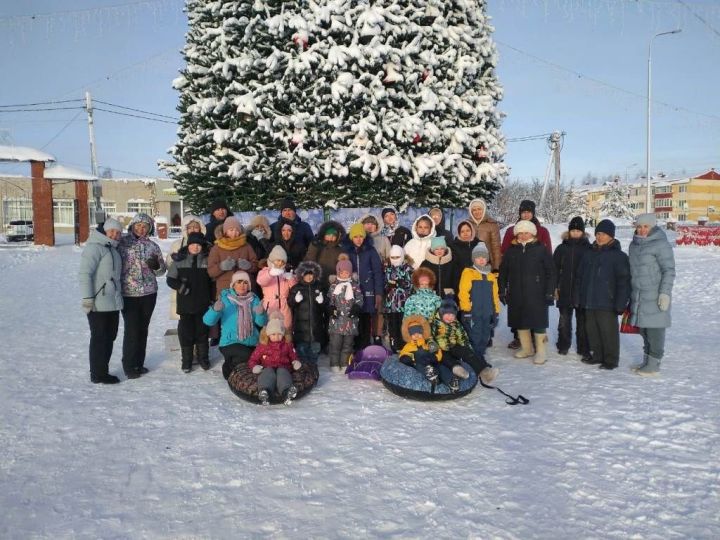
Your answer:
284,385 -> 298,406
533,333 -> 547,365
181,346 -> 194,373
196,341 -> 211,371
448,376 -> 460,393
452,364 -> 470,379
507,338 -> 520,350
630,354 -> 649,372
91,374 -> 121,384
514,330 -> 534,359
479,367 -> 499,385
258,389 -> 270,405
424,364 -> 438,382
636,355 -> 660,376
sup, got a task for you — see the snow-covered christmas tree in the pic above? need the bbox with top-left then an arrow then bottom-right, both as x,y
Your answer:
161,0 -> 507,212
599,180 -> 635,220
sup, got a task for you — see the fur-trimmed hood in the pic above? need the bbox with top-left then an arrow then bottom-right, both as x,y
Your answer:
560,230 -> 591,242
424,247 -> 453,265
314,220 -> 347,246
295,260 -> 322,282
401,314 -> 432,343
247,215 -> 272,239
180,215 -> 206,240
412,266 -> 437,290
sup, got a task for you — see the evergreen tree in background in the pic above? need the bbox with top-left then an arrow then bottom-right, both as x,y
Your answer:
600,181 -> 635,220
561,185 -> 589,222
161,0 -> 507,212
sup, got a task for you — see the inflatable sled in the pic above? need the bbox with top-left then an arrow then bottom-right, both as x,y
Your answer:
227,363 -> 319,405
345,344 -> 390,380
380,356 -> 477,400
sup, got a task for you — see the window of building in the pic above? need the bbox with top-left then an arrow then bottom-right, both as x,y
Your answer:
53,199 -> 75,227
127,200 -> 152,214
654,185 -> 672,194
678,185 -> 687,193
2,197 -> 33,225
678,214 -> 687,221
88,201 -> 118,225
677,200 -> 688,210
657,212 -> 670,219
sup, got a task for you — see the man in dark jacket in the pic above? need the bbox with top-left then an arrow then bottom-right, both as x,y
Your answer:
576,219 -> 631,370
553,216 -> 592,360
204,199 -> 233,244
270,198 -> 314,249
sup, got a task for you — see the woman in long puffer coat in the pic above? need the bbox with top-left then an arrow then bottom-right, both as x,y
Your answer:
628,213 -> 676,376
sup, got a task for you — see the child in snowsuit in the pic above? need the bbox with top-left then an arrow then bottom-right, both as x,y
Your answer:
256,245 -> 297,331
248,317 -> 302,405
327,255 -> 363,372
432,298 -> 498,385
166,232 -> 213,373
399,314 -> 467,392
288,261 -> 326,365
384,245 -> 414,352
404,214 -> 436,269
203,271 -> 268,379
458,242 -> 501,361
553,216 -> 592,360
402,267 -> 441,321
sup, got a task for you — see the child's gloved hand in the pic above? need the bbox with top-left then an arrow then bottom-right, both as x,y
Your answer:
315,291 -> 324,304
292,360 -> 302,371
282,271 -> 294,280
219,258 -> 235,271
252,365 -> 263,374
213,299 -> 224,312
178,278 -> 190,296
269,267 -> 283,276
295,291 -> 304,303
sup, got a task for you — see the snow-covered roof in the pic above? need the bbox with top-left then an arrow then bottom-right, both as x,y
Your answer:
44,164 -> 97,181
694,169 -> 720,180
0,145 -> 55,163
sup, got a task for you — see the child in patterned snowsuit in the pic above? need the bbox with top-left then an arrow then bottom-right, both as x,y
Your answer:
384,245 -> 414,352
402,267 -> 441,321
327,255 -> 363,372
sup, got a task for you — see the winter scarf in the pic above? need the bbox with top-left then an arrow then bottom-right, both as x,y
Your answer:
334,279 -> 356,301
216,235 -> 247,251
227,291 -> 255,341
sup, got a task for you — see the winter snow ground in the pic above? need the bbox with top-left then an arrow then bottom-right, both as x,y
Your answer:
0,228 -> 718,539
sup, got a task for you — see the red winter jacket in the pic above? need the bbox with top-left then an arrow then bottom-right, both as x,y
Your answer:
248,340 -> 298,370
501,219 -> 552,255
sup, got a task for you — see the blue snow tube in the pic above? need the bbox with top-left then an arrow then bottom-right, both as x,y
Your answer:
227,363 -> 319,405
379,356 -> 477,400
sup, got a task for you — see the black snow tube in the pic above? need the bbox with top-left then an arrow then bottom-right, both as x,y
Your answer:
227,363 -> 319,405
380,356 -> 477,400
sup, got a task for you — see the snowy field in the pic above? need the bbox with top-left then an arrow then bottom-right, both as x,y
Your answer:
1,227 -> 719,539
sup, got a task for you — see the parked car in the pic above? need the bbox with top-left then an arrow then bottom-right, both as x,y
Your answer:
5,220 -> 34,242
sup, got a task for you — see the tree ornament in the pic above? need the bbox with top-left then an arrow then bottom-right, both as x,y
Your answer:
475,144 -> 489,163
412,133 -> 422,144
421,69 -> 430,82
292,32 -> 309,50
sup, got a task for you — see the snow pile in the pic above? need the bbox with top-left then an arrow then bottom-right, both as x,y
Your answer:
0,235 -> 718,538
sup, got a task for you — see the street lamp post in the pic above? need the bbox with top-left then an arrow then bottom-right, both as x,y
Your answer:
646,29 -> 681,213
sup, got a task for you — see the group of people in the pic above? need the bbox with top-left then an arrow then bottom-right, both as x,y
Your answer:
79,195 -> 676,400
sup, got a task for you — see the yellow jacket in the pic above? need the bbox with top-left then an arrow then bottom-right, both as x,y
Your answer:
399,336 -> 442,362
458,267 -> 500,314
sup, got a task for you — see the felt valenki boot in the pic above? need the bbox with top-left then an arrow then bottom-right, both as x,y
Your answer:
636,355 -> 660,376
514,330 -> 534,359
631,354 -> 648,372
533,333 -> 547,365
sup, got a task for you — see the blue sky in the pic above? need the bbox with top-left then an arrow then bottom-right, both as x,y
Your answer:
1,0 -> 718,184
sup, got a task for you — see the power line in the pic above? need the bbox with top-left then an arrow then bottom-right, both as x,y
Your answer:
0,0 -> 170,21
0,106 -> 85,113
40,111 -> 84,150
93,107 -> 178,124
676,0 -> 720,39
93,99 -> 178,120
0,99 -> 82,109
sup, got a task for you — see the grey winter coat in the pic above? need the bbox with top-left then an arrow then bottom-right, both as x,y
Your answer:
629,226 -> 675,328
79,228 -> 124,312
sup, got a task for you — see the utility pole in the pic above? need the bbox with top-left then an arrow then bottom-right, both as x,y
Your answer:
85,92 -> 105,223
539,131 -> 564,214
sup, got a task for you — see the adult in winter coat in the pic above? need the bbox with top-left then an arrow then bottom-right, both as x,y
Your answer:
273,219 -> 307,270
451,219 -> 479,271
628,213 -> 676,376
501,199 -> 552,256
78,218 -> 125,384
404,214 -> 437,269
118,213 -> 167,378
343,223 -> 384,347
166,215 -> 206,321
468,198 -> 502,272
553,216 -> 592,360
269,198 -> 314,250
576,219 -> 631,370
287,261 -> 326,365
498,220 -> 555,365
203,270 -> 268,379
245,214 -> 273,262
207,216 -> 259,297
304,220 -> 347,289
420,236 -> 461,297
380,206 -> 412,247
361,213 -> 392,262
166,232 -> 213,372
428,207 -> 454,247
204,199 -> 233,245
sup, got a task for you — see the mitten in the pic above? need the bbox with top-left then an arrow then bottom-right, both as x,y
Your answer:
315,291 -> 324,304
292,360 -> 302,371
252,365 -> 263,374
146,255 -> 160,271
282,271 -> 294,280
658,293 -> 671,312
427,340 -> 439,354
219,258 -> 235,271
236,258 -> 252,271
178,278 -> 190,296
295,291 -> 304,303
269,267 -> 283,276
81,298 -> 94,314
213,299 -> 224,312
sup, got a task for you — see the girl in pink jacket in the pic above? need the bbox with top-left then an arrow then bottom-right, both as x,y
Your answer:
255,245 -> 297,331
